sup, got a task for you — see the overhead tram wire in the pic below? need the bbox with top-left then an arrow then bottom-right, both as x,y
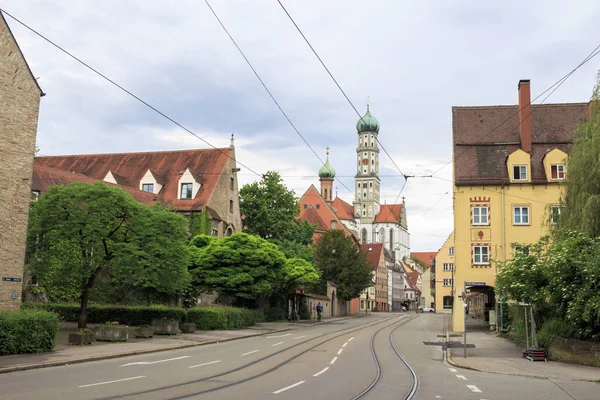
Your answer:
0,8 -> 263,179
203,0 -> 356,197
431,43 -> 600,177
275,0 -> 407,181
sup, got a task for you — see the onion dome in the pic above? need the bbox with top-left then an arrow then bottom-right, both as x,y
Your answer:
356,106 -> 380,133
318,148 -> 336,179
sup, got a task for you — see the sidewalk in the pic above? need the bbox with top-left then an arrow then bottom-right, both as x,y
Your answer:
447,329 -> 600,382
0,315 -> 356,374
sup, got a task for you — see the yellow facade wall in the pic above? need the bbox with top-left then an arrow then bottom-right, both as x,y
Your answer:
452,182 -> 563,332
434,231 -> 455,314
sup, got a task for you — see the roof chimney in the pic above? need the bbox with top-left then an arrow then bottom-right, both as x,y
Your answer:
518,79 -> 532,153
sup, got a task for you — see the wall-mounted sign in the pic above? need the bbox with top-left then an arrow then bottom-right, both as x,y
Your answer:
465,281 -> 486,286
2,277 -> 22,282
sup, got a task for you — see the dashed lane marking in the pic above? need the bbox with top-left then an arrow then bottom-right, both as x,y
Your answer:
448,368 -> 457,373
188,360 -> 221,369
241,350 -> 259,356
120,356 -> 190,367
78,376 -> 145,388
272,341 -> 284,347
342,342 -> 348,348
456,375 -> 468,380
337,349 -> 343,355
330,357 -> 338,365
273,381 -> 305,394
293,336 -> 306,340
267,334 -> 292,339
313,367 -> 329,377
466,385 -> 482,393
348,337 -> 354,342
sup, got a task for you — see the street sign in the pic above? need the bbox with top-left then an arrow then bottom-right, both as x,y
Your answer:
465,281 -> 486,286
2,277 -> 22,282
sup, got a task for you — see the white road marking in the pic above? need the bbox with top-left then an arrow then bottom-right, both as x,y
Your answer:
293,335 -> 306,340
188,360 -> 221,369
273,380 -> 305,394
435,397 -> 443,399
313,367 -> 329,377
242,350 -> 259,356
342,342 -> 348,348
456,375 -> 468,380
348,337 -> 354,342
467,385 -> 482,393
120,356 -> 190,367
272,341 -> 284,347
448,368 -> 458,373
330,357 -> 338,365
78,376 -> 145,388
337,348 -> 343,355
267,334 -> 292,339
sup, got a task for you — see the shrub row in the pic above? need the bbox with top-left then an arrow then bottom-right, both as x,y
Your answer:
22,303 -> 261,330
0,309 -> 59,355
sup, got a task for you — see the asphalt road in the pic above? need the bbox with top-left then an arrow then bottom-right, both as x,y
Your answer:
1,313 -> 598,399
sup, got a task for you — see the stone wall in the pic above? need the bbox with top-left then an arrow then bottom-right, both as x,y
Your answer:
548,339 -> 600,367
206,146 -> 242,237
0,15 -> 42,310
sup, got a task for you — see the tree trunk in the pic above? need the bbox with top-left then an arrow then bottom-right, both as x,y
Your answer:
78,287 -> 90,329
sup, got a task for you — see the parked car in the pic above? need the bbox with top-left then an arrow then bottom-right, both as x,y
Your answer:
418,306 -> 435,313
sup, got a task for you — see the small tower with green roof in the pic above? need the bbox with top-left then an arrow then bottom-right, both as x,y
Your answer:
319,147 -> 336,204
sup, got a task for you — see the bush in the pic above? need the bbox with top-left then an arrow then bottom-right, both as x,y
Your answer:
537,318 -> 577,349
186,307 -> 258,330
264,307 -> 286,322
0,310 -> 59,355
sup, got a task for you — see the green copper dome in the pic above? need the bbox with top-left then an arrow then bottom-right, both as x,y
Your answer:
318,150 -> 336,179
356,107 -> 380,133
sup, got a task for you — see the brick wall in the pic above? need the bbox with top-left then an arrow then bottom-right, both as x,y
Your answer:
0,15 -> 42,310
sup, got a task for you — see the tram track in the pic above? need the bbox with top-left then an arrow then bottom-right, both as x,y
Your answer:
96,314 -> 413,400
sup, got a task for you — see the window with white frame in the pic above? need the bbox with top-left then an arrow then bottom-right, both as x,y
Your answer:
472,206 -> 489,225
449,247 -> 454,255
443,278 -> 453,287
513,165 -> 528,181
180,183 -> 193,199
142,183 -> 154,193
473,245 -> 490,264
550,164 -> 565,180
513,206 -> 530,225
443,263 -> 454,271
551,205 -> 561,225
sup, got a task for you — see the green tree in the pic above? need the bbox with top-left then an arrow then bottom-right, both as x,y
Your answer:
313,230 -> 372,300
26,182 -> 190,328
410,256 -> 428,271
189,206 -> 212,237
559,73 -> 600,236
240,171 -> 314,242
190,232 -> 286,306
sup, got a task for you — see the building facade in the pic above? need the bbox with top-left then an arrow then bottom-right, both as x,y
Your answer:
0,12 -> 44,310
451,79 -> 591,332
362,243 -> 389,311
434,231 -> 455,314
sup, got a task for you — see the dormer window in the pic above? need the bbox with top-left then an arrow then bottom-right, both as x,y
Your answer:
180,183 -> 193,199
550,164 -> 565,180
142,183 -> 154,193
513,165 -> 528,181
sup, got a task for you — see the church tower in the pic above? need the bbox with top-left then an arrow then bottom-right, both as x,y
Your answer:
353,100 -> 381,224
319,147 -> 335,204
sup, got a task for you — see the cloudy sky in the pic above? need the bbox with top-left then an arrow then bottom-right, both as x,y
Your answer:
4,0 -> 600,250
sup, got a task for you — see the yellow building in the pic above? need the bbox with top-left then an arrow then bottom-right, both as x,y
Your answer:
434,232 -> 455,314
451,79 -> 591,332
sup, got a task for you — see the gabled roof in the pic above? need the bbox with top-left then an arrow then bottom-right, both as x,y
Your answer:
302,206 -> 328,232
373,204 -> 402,223
149,170 -> 167,185
402,261 -> 421,292
360,243 -> 384,271
32,164 -> 158,205
453,103 -> 589,185
332,197 -> 355,220
34,148 -> 231,211
0,11 -> 43,96
411,251 -> 437,268
299,185 -> 350,239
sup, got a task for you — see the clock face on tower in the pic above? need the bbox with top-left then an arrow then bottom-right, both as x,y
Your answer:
361,158 -> 369,165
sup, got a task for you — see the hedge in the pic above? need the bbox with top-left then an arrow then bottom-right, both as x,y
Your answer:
0,310 -> 59,355
22,303 -> 260,330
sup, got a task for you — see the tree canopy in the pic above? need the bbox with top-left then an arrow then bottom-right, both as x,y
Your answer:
26,182 -> 190,328
190,232 -> 286,306
313,230 -> 372,300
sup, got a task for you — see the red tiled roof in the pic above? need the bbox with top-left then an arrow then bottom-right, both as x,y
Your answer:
411,251 -> 437,268
373,204 -> 402,223
302,207 -> 328,232
332,197 -> 354,220
32,164 -> 158,205
360,243 -> 383,271
34,148 -> 231,211
453,102 -> 589,185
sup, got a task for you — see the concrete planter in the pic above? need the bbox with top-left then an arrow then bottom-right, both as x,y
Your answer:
152,320 -> 179,335
134,327 -> 154,338
180,323 -> 196,333
68,332 -> 94,345
95,325 -> 129,342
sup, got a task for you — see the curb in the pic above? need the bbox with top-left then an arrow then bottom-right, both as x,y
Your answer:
0,327 -> 292,375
